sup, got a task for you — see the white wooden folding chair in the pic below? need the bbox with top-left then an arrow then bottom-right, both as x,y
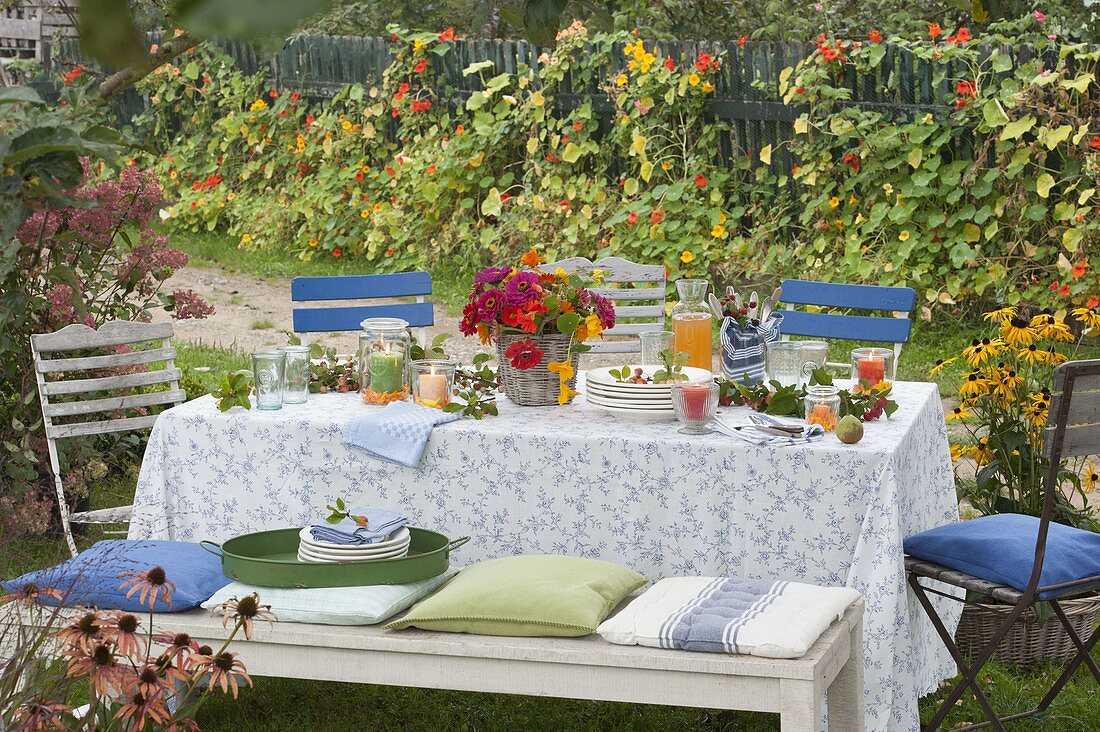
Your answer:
543,256 -> 666,355
29,321 -> 185,557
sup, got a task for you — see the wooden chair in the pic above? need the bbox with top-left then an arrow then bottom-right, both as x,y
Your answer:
778,279 -> 916,379
905,359 -> 1100,731
290,272 -> 434,346
544,256 -> 666,355
29,321 -> 185,557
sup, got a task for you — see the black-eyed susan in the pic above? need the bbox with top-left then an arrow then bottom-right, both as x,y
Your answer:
973,437 -> 994,466
1071,307 -> 1100,332
1018,343 -> 1047,366
1022,401 -> 1048,427
994,368 -> 1024,397
1030,389 -> 1051,409
1083,461 -> 1099,493
949,443 -> 968,462
946,404 -> 973,421
982,306 -> 1017,322
1029,313 -> 1074,342
1042,349 -> 1069,366
929,356 -> 957,377
962,337 -> 1003,366
959,370 -> 991,399
1000,316 -> 1036,347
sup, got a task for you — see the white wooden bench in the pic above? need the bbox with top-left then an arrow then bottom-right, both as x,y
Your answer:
165,598 -> 865,731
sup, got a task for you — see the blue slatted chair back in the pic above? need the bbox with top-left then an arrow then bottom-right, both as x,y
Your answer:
778,279 -> 916,378
291,272 -> 434,344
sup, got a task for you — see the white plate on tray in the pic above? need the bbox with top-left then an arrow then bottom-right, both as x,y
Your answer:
584,392 -> 675,411
297,542 -> 410,563
584,366 -> 712,392
298,526 -> 411,552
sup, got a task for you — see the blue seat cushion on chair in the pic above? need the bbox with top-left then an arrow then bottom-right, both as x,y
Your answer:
904,513 -> 1100,600
2,540 -> 230,612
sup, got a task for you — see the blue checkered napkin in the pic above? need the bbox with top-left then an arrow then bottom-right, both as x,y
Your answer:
342,400 -> 461,468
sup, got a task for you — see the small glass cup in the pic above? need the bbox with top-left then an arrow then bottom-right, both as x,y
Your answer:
410,359 -> 456,409
251,350 -> 286,411
639,330 -> 674,366
798,340 -> 830,382
850,347 -> 894,392
278,345 -> 311,404
805,384 -> 840,431
671,382 -> 719,435
766,342 -> 804,387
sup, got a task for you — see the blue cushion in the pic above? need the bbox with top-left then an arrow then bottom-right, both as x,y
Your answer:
904,514 -> 1100,599
2,540 -> 230,612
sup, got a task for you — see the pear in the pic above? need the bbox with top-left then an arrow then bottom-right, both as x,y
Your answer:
836,414 -> 865,444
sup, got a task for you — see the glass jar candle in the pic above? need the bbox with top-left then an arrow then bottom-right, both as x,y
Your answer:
672,382 -> 719,435
411,359 -> 456,409
358,317 -> 411,404
671,279 -> 713,370
805,384 -> 840,431
850,347 -> 894,392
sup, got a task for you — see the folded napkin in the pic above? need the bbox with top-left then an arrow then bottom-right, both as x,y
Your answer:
709,412 -> 824,446
598,576 -> 861,658
310,506 -> 408,545
342,400 -> 461,468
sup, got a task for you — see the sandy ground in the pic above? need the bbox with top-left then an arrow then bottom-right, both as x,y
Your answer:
152,265 -> 633,368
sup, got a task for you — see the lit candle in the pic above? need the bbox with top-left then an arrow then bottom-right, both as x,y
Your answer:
370,347 -> 403,394
857,355 -> 885,387
417,365 -> 450,407
679,384 -> 712,421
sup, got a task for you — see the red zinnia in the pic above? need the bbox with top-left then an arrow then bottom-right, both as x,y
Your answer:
694,173 -> 707,188
506,337 -> 546,368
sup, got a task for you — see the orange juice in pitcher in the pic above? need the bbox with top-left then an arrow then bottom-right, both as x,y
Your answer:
671,279 -> 713,370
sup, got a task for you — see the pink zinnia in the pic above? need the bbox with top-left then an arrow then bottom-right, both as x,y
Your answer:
475,289 -> 506,320
504,271 -> 542,306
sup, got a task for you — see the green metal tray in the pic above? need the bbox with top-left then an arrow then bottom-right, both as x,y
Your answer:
200,528 -> 469,589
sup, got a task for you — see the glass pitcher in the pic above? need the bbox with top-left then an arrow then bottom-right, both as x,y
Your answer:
671,279 -> 713,370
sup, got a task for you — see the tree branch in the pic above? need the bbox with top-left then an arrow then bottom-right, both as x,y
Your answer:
95,31 -> 195,103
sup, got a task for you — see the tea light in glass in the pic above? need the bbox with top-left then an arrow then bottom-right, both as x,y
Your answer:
805,384 -> 840,431
358,317 -> 411,404
411,359 -> 456,409
850,347 -> 894,392
671,382 -> 719,435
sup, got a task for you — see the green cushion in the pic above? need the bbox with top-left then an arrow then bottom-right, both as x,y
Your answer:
383,555 -> 646,637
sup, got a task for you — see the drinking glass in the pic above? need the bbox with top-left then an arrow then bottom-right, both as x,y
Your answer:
671,382 -> 719,435
798,340 -> 830,384
765,342 -> 804,387
278,345 -> 311,404
251,351 -> 286,411
639,330 -> 674,366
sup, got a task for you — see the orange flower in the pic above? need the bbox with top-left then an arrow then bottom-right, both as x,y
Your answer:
928,22 -> 942,40
438,27 -> 455,42
1073,259 -> 1088,280
1088,295 -> 1100,309
476,323 -> 490,344
869,30 -> 883,43
1090,136 -> 1100,151
737,35 -> 747,47
649,206 -> 665,225
626,210 -> 638,225
694,173 -> 707,187
414,58 -> 428,74
947,27 -> 971,44
520,248 -> 543,268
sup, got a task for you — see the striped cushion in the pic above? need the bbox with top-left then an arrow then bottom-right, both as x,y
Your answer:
597,576 -> 860,658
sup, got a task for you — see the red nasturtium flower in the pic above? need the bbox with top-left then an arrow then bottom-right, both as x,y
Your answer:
649,207 -> 665,225
694,173 -> 708,188
1073,259 -> 1088,279
62,66 -> 83,86
626,210 -> 639,225
663,57 -> 676,71
414,58 -> 429,74
1090,136 -> 1100,150
842,152 -> 861,170
505,339 -> 545,370
573,119 -> 583,131
928,23 -> 942,40
868,30 -> 884,43
696,52 -> 713,72
332,248 -> 342,258
1060,284 -> 1071,298
946,27 -> 971,44
737,35 -> 747,48
1088,295 -> 1100,309
438,27 -> 456,42
386,248 -> 395,257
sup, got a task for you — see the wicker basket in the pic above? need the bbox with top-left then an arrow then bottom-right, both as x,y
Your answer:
494,331 -> 579,407
955,594 -> 1100,667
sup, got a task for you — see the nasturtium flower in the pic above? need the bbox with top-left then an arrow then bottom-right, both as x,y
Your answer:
828,197 -> 840,208
711,225 -> 726,238
701,82 -> 715,93
504,339 -> 544,370
615,73 -> 628,87
687,73 -> 701,86
240,234 -> 252,244
249,99 -> 267,112
899,230 -> 910,241
547,361 -> 579,405
680,250 -> 695,264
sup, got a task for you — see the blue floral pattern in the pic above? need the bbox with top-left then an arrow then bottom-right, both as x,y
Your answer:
131,378 -> 960,732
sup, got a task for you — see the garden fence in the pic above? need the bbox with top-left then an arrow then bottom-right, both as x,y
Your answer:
47,34 -> 1046,170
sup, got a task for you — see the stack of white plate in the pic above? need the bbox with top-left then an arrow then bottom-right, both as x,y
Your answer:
297,526 -> 411,564
583,366 -> 712,422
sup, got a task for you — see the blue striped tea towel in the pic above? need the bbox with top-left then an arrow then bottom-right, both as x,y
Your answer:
343,400 -> 461,468
310,506 -> 408,545
598,576 -> 860,658
710,412 -> 824,446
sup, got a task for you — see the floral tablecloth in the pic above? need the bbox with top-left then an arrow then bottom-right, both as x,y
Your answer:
131,378 -> 959,731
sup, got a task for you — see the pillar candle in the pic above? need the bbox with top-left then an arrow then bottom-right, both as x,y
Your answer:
857,356 -> 885,386
679,384 -> 711,420
418,370 -> 450,406
370,350 -> 403,394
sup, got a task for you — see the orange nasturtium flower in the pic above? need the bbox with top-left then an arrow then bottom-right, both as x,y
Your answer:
928,23 -> 942,40
547,361 -> 579,405
520,248 -> 543,268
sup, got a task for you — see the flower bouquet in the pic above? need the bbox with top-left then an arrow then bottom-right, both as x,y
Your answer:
459,249 -> 616,406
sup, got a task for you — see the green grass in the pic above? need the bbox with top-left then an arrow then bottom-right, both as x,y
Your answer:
250,317 -> 276,330
169,230 -> 354,281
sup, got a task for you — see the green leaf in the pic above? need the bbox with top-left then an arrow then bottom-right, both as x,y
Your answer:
907,147 -> 923,169
981,99 -> 1009,127
1035,172 -> 1055,198
962,223 -> 981,243
78,0 -> 147,68
639,160 -> 654,182
556,311 -> 581,336
561,142 -> 582,164
999,116 -> 1036,142
623,177 -> 639,196
481,187 -> 502,218
1041,124 -> 1072,150
0,87 -> 45,106
463,60 -> 495,76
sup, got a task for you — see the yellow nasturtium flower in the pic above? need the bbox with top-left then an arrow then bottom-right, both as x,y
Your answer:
615,73 -> 628,87
249,99 -> 267,112
828,197 -> 840,208
680,250 -> 695,264
688,73 -> 701,86
711,225 -> 725,238
240,234 -> 252,244
899,230 -> 910,241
